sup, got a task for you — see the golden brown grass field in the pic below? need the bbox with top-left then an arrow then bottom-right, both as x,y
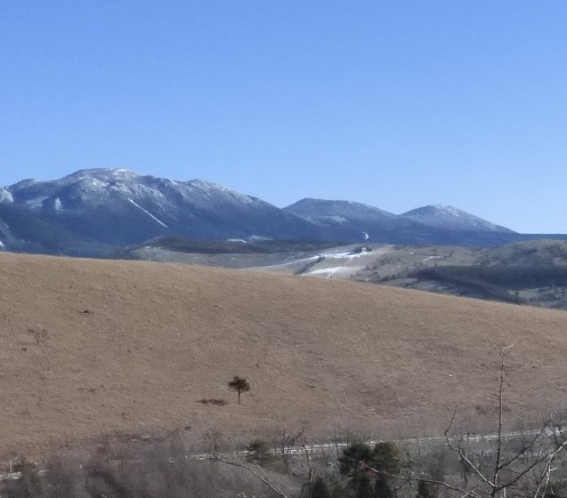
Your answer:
1,252 -> 567,462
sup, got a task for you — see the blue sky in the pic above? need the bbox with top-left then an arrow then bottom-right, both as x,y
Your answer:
1,2 -> 566,233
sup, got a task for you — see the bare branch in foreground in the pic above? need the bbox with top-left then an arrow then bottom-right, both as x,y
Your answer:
207,454 -> 291,498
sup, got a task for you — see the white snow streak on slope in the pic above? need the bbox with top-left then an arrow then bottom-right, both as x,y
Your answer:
127,198 -> 169,228
266,256 -> 321,270
320,248 -> 369,259
422,256 -> 442,262
308,266 -> 365,278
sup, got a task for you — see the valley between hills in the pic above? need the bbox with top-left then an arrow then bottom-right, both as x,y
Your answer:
1,251 -> 567,464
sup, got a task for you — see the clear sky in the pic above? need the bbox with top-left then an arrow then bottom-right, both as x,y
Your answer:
1,2 -> 566,233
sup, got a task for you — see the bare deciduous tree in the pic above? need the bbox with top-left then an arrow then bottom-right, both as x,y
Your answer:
410,346 -> 567,498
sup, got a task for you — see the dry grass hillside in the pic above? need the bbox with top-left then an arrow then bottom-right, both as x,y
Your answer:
1,252 -> 567,462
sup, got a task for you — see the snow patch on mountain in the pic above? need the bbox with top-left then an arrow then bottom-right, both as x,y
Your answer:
69,168 -> 142,183
249,235 -> 273,241
327,215 -> 347,223
28,196 -> 48,209
127,198 -> 169,228
430,205 -> 463,217
285,198 -> 396,221
186,179 -> 256,206
321,248 -> 370,259
308,266 -> 365,277
0,188 -> 13,203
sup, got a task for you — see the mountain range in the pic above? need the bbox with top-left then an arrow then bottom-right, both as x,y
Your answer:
0,168 -> 564,256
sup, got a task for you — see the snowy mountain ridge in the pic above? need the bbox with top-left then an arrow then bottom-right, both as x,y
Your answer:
8,168 -> 259,212
0,167 -> 553,256
1,168 -> 320,248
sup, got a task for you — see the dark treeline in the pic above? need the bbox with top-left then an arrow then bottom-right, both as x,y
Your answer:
138,236 -> 339,255
404,265 -> 567,305
412,265 -> 567,290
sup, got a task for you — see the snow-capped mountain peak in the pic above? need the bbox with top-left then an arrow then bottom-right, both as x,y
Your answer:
1,168 -> 319,246
401,205 -> 513,233
65,168 -> 142,182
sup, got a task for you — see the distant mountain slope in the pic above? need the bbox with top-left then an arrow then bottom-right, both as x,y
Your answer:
132,239 -> 567,311
283,198 -> 401,243
373,240 -> 567,310
284,198 -> 516,246
244,240 -> 567,310
284,198 -> 397,222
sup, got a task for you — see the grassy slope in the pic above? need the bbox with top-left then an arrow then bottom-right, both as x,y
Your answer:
1,252 -> 566,460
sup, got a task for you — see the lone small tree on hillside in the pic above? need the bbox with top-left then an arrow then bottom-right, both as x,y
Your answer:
228,376 -> 250,404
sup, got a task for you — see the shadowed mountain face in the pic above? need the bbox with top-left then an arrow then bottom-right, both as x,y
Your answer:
0,202 -> 106,256
0,168 -> 563,256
